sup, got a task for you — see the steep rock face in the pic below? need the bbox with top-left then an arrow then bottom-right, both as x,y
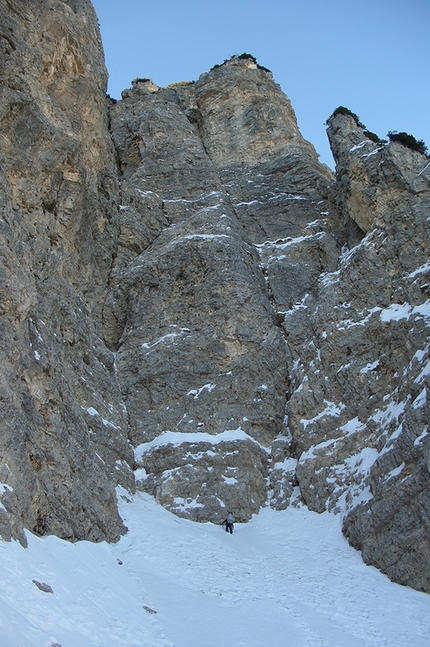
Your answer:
1,0 -> 430,596
188,58 -> 319,167
0,0 -> 131,543
107,69 -> 430,594
285,113 -> 430,591
105,61 -> 334,521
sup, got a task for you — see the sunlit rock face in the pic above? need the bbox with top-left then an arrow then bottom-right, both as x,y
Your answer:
1,0 -> 430,594
0,0 -> 131,544
106,58 -> 333,522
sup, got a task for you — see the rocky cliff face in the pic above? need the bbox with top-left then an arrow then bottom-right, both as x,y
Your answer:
0,0 -> 132,544
105,61 -> 333,522
322,114 -> 430,592
1,1 -> 429,594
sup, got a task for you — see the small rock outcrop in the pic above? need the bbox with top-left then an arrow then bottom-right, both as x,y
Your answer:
0,2 -> 429,595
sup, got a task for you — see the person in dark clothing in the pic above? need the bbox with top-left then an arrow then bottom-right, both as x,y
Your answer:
222,511 -> 234,534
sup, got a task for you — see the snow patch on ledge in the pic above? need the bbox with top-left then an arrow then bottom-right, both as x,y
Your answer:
172,496 -> 205,511
134,428 -> 262,461
141,327 -> 191,351
163,190 -> 222,204
272,457 -> 298,472
384,462 -> 405,482
339,417 -> 366,436
408,260 -> 430,278
412,388 -> 427,409
380,303 -> 412,322
187,383 -> 216,398
413,300 -> 430,321
337,306 -> 382,330
0,482 -> 13,495
300,400 -> 346,429
255,232 -> 324,253
379,300 -> 430,323
349,141 -> 368,153
414,429 -> 428,446
360,360 -> 379,374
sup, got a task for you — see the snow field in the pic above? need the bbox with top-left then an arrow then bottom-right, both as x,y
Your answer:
1,491 -> 430,647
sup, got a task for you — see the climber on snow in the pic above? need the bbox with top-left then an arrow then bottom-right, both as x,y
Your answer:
222,511 -> 234,534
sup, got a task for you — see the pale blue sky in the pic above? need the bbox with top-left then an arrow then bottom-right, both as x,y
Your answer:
92,0 -> 429,168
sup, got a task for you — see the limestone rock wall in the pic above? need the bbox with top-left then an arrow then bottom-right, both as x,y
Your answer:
283,113 -> 430,592
104,61 -> 336,524
1,1 -> 430,595
0,0 -> 131,544
106,64 -> 327,522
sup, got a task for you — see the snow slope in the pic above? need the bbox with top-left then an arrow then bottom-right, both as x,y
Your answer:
1,491 -> 429,647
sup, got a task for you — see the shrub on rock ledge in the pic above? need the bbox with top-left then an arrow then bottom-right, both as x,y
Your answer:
387,131 -> 428,156
328,106 -> 365,129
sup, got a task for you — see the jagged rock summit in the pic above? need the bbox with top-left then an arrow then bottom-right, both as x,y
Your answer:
0,1 -> 429,594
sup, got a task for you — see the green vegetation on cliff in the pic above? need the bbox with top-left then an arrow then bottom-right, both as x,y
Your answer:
388,131 -> 428,156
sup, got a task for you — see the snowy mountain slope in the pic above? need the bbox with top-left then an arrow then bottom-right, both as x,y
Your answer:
1,491 -> 429,647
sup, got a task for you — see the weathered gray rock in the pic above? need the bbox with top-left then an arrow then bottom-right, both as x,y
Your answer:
1,0 -> 430,596
192,57 -> 321,167
107,68 -> 300,522
137,437 -> 269,522
32,579 -> 54,594
0,0 -> 131,543
284,111 -> 430,592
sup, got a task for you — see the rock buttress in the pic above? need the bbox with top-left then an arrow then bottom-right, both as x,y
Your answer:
107,59 -> 335,522
286,111 -> 430,592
